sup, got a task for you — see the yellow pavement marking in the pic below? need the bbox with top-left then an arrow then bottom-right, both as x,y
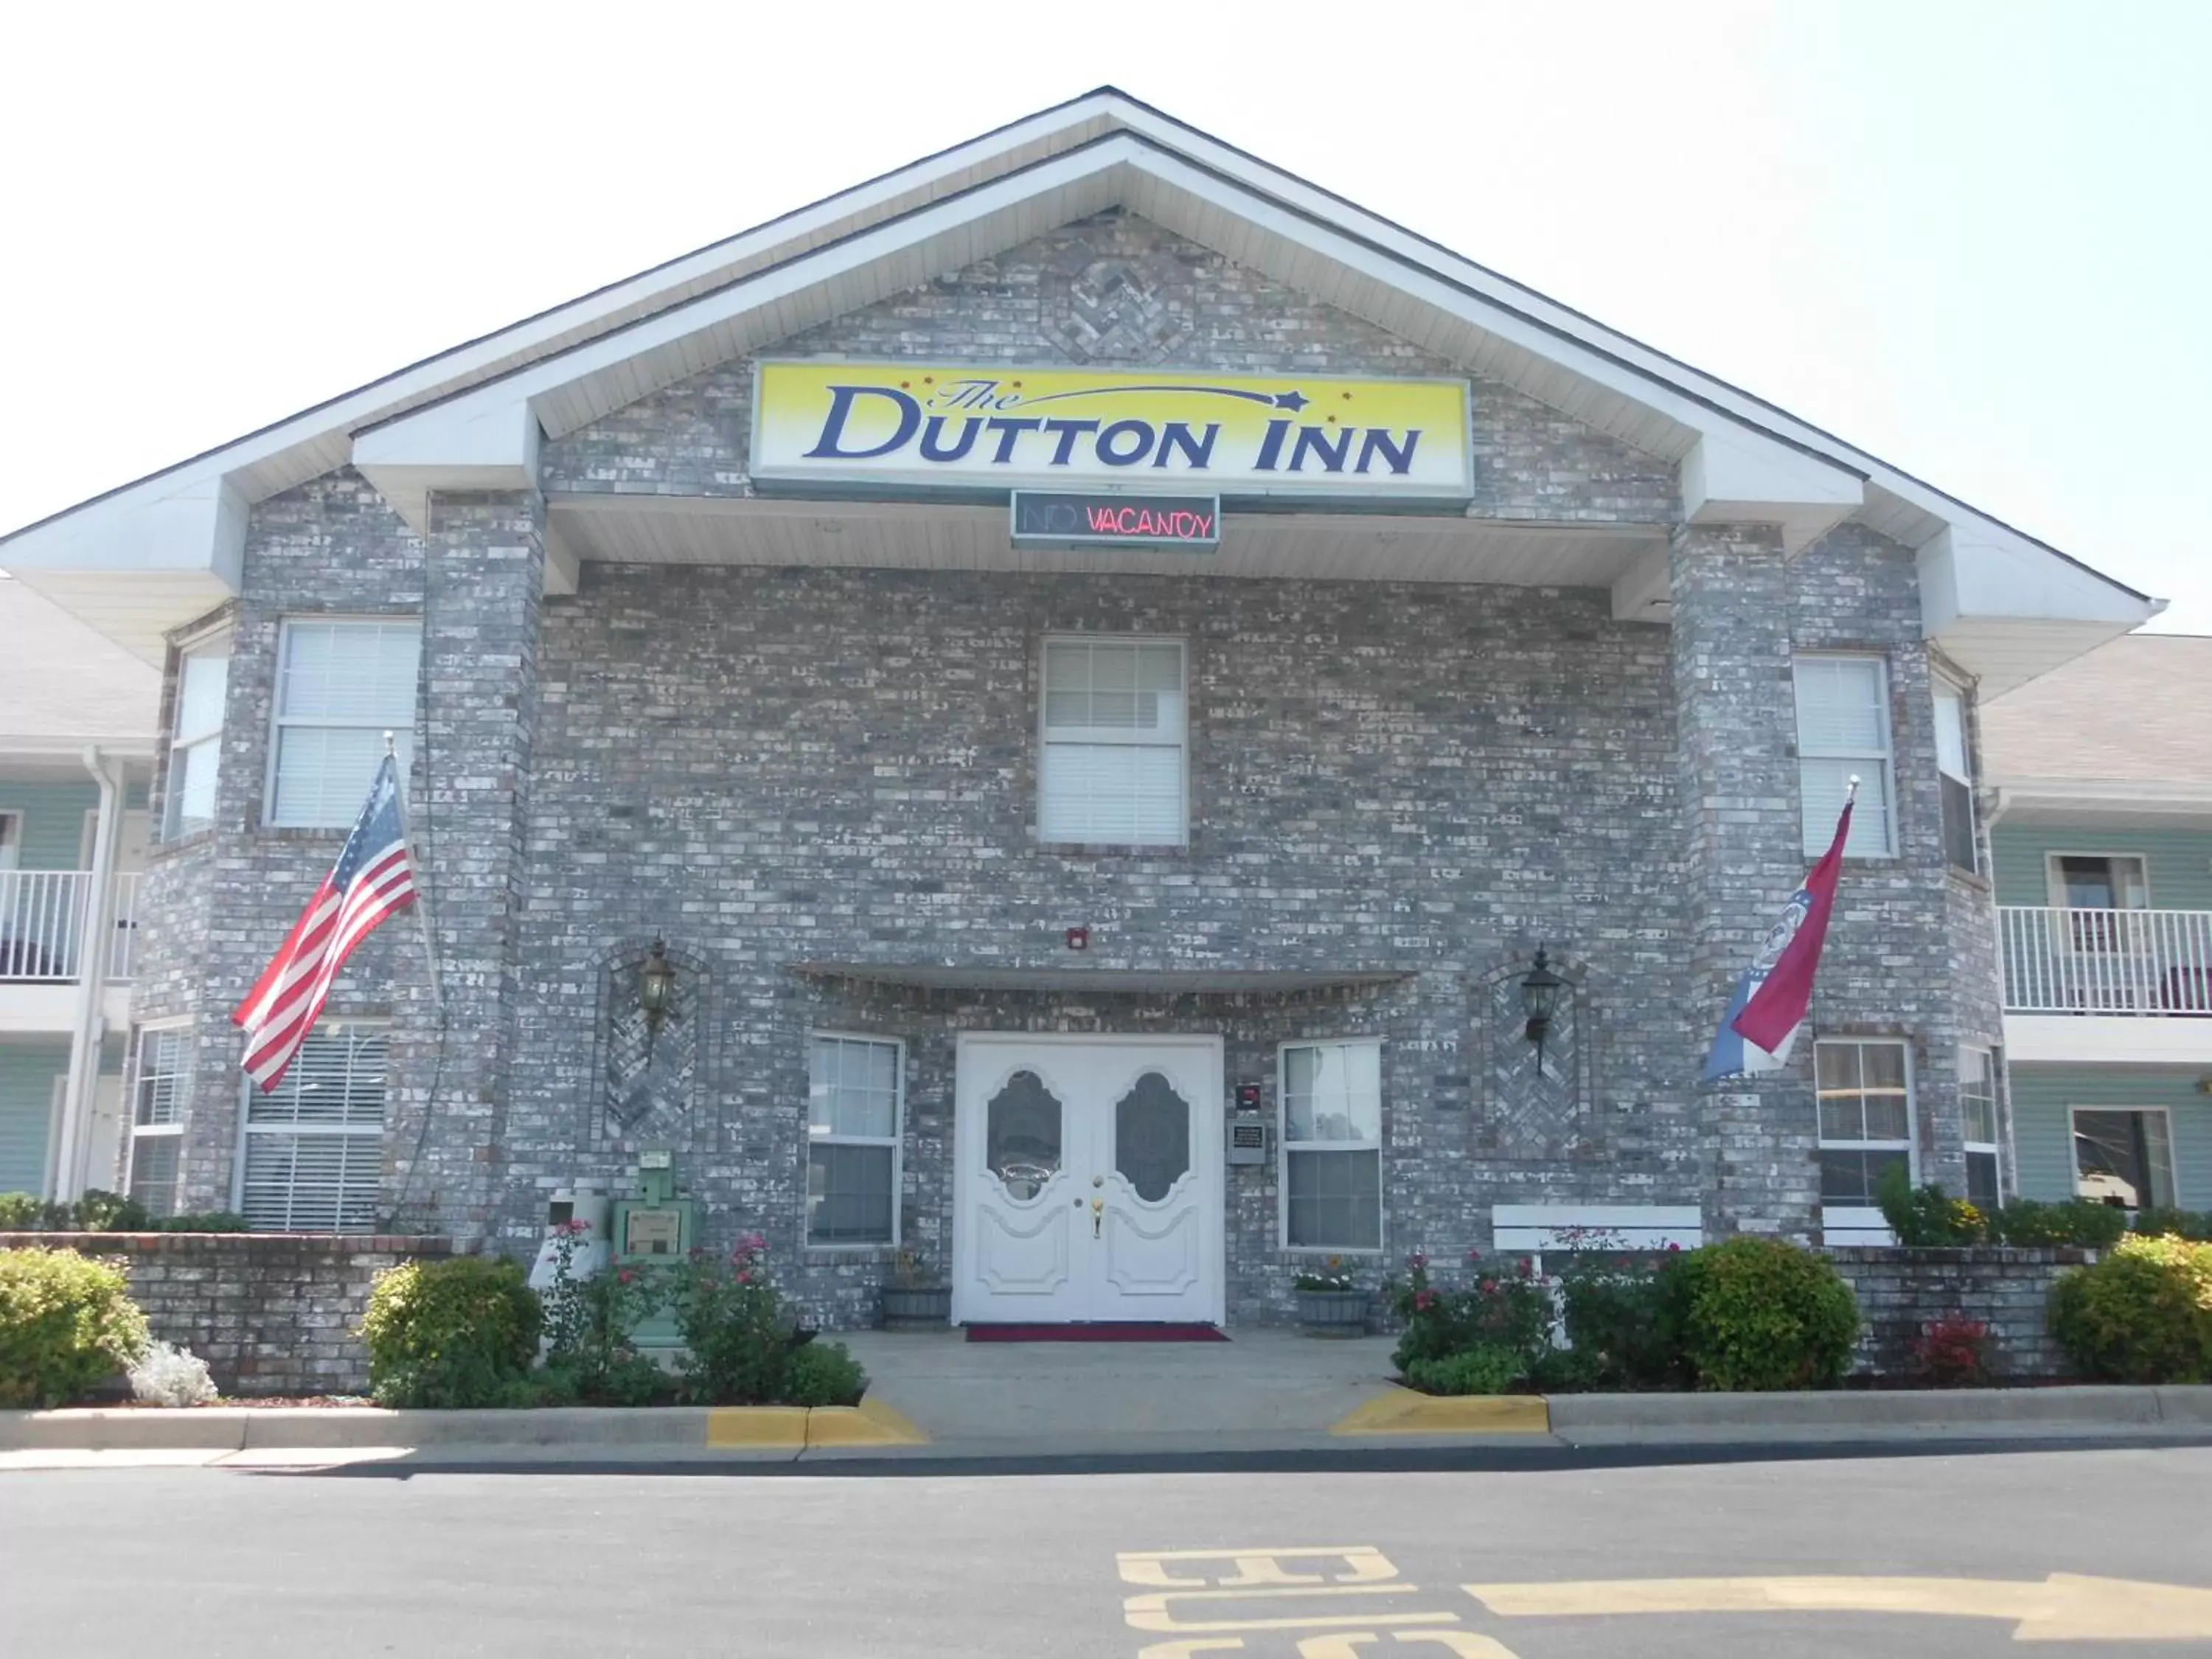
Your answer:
1463,1573 -> 2212,1643
1298,1638 -> 1522,1658
1120,1548 -> 1397,1587
1138,1642 -> 1247,1657
1330,1391 -> 1550,1436
1124,1585 -> 1458,1635
703,1407 -> 807,1448
804,1397 -> 929,1447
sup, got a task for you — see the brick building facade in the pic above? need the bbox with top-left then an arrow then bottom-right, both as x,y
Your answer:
0,92 -> 2156,1327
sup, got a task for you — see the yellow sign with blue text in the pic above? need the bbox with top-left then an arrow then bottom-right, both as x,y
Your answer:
750,361 -> 1472,501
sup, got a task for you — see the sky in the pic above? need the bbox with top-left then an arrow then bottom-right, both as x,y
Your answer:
1,0 -> 2205,630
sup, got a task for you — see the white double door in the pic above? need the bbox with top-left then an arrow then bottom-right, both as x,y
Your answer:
952,1034 -> 1223,1326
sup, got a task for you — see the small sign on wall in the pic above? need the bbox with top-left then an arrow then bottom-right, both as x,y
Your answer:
1012,491 -> 1220,551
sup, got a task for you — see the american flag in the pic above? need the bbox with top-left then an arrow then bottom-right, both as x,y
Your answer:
233,754 -> 417,1091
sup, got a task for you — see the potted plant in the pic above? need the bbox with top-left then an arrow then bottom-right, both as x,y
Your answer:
879,1249 -> 952,1329
1294,1257 -> 1370,1337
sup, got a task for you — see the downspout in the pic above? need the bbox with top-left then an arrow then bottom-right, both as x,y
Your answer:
55,745 -> 124,1200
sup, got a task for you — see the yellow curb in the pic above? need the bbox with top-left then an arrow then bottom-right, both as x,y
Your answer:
1330,1388 -> 1551,1436
805,1396 -> 930,1447
703,1407 -> 808,1448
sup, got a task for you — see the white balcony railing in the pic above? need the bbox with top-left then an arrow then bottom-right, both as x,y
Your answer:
0,869 -> 144,984
1999,905 -> 2212,1016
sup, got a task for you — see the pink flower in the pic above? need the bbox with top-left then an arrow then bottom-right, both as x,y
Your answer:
1514,1259 -> 1533,1279
1413,1290 -> 1436,1312
736,1270 -> 754,1285
1478,1279 -> 1497,1295
1665,1241 -> 1682,1253
1408,1252 -> 1428,1270
617,1269 -> 636,1284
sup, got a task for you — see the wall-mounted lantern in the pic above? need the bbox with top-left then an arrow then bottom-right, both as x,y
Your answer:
638,939 -> 678,1052
1520,947 -> 1565,1064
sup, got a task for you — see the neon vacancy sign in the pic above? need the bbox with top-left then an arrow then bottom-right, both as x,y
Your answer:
1009,491 -> 1220,551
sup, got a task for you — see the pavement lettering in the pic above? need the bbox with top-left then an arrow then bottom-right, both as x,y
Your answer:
1119,1547 -> 1506,1655
1463,1572 -> 2212,1644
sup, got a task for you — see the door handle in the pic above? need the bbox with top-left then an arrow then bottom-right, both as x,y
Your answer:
1091,1196 -> 1105,1238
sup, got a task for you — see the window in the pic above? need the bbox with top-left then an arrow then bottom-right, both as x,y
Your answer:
1961,1047 -> 2001,1210
127,1026 -> 190,1218
807,1034 -> 902,1245
0,810 -> 18,871
2048,854 -> 2150,956
1280,1040 -> 1382,1251
164,642 -> 230,838
2072,1107 -> 2175,1211
1792,655 -> 1896,858
235,1026 -> 386,1231
1039,637 -> 1186,845
1816,1038 -> 1913,1205
1933,684 -> 1976,874
268,619 -> 420,828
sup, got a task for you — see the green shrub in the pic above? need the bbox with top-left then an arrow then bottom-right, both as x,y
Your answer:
0,1247 -> 150,1408
0,1193 -> 49,1231
2132,1208 -> 2212,1242
148,1212 -> 252,1234
1672,1237 -> 1859,1391
1987,1199 -> 2128,1249
785,1340 -> 868,1407
2049,1234 -> 2212,1383
1405,1343 -> 1523,1396
1559,1253 -> 1689,1389
361,1255 -> 541,1408
1385,1252 -> 1553,1380
70,1190 -> 147,1232
1876,1166 -> 1989,1246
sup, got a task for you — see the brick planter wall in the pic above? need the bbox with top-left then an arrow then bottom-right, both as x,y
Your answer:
0,1233 -> 456,1396
1826,1246 -> 2093,1380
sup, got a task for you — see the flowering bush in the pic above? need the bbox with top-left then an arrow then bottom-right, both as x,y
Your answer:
129,1340 -> 219,1407
1385,1251 -> 1554,1385
1910,1316 -> 1993,1388
672,1233 -> 866,1407
1557,1248 -> 1689,1391
535,1218 -> 675,1407
2050,1234 -> 2212,1383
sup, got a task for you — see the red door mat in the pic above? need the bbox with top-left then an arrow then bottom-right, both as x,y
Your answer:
964,1323 -> 1229,1343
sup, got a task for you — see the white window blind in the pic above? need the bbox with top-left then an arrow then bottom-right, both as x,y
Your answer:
127,1026 -> 191,1218
236,1026 -> 387,1232
806,1034 -> 902,1245
1792,655 -> 1895,858
164,645 -> 229,839
1933,686 -> 1976,874
1280,1040 -> 1383,1251
268,620 -> 420,828
1039,639 -> 1186,845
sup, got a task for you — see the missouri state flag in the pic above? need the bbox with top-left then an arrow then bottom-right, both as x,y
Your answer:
233,755 -> 417,1091
1702,792 -> 1854,1081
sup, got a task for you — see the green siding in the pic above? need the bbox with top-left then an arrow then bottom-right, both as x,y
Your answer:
0,782 -> 97,869
1992,825 -> 2212,911
2011,1064 -> 2212,1208
0,1042 -> 69,1195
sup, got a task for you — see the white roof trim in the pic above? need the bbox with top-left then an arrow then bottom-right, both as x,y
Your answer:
0,86 -> 2155,668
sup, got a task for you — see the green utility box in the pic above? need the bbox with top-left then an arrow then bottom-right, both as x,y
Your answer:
608,1150 -> 695,1349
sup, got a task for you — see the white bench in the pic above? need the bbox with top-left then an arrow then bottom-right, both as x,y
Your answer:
1490,1204 -> 1705,1254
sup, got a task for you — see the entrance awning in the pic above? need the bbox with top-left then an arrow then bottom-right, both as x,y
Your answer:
787,963 -> 1411,996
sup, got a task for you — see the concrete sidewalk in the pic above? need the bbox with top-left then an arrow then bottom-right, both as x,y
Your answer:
4,1328 -> 2209,1470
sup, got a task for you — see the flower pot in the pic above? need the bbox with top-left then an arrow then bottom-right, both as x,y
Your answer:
880,1284 -> 953,1329
1295,1288 -> 1371,1337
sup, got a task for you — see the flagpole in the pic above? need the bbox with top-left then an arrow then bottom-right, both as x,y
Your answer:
389,731 -> 445,1017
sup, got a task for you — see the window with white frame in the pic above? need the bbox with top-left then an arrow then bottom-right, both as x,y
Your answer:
164,641 -> 231,839
127,1026 -> 190,1218
268,619 -> 421,829
1039,637 -> 1186,845
235,1026 -> 386,1231
2072,1107 -> 2176,1211
0,810 -> 19,871
1792,655 -> 1896,858
807,1034 -> 902,1245
1816,1038 -> 1913,1206
1933,684 -> 1976,874
1281,1039 -> 1382,1251
1961,1046 -> 2001,1209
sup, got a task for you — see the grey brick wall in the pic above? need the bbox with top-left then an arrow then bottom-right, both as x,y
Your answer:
0,1232 -> 455,1395
1828,1245 -> 2088,1379
121,206 -> 2005,1332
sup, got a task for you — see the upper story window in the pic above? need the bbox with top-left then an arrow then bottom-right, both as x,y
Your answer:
1039,637 -> 1186,846
2049,853 -> 2148,912
1792,654 -> 1896,858
1932,684 -> 1976,875
164,641 -> 231,839
268,620 -> 421,829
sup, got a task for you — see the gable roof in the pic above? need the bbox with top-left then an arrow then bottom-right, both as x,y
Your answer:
0,88 -> 2158,689
1982,633 -> 2212,822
